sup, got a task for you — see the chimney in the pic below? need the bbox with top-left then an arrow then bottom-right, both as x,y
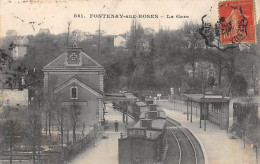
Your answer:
148,111 -> 158,120
141,119 -> 152,129
149,104 -> 157,111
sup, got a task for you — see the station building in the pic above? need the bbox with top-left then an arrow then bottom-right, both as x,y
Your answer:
43,47 -> 105,126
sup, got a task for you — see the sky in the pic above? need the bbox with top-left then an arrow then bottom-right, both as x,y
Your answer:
0,0 -> 259,37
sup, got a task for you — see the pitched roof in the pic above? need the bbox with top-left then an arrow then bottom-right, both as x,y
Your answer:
53,76 -> 103,98
135,101 -> 147,107
38,28 -> 50,34
123,92 -> 137,100
43,47 -> 104,72
133,119 -> 166,130
6,30 -> 18,35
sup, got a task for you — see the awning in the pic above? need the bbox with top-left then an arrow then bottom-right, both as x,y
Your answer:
182,93 -> 230,103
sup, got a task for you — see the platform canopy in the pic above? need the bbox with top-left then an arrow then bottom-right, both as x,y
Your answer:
182,93 -> 230,103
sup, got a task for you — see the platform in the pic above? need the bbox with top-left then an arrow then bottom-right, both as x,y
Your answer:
68,103 -> 135,164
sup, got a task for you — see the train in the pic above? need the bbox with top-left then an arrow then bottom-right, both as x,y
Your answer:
118,102 -> 167,164
112,97 -> 154,121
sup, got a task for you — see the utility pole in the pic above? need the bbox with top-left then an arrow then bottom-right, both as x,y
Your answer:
10,120 -> 13,164
98,20 -> 101,56
187,99 -> 189,121
200,103 -> 202,128
32,68 -> 36,164
256,116 -> 259,164
125,102 -> 128,127
67,21 -> 72,47
204,103 -> 207,131
191,100 -> 193,123
256,145 -> 258,164
158,19 -> 161,31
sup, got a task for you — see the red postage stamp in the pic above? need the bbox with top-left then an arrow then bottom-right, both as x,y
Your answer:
218,0 -> 256,44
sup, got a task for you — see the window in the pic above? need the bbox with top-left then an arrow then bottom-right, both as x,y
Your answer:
70,87 -> 78,99
214,103 -> 221,114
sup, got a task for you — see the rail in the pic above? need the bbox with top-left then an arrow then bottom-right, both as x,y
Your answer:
168,127 -> 182,164
166,117 -> 198,164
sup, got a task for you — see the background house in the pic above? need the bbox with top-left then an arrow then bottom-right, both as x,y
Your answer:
12,36 -> 28,59
38,28 -> 51,35
6,30 -> 18,37
114,35 -> 127,48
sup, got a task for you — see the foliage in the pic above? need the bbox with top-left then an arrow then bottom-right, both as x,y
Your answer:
207,76 -> 215,87
0,20 -> 259,95
231,74 -> 248,96
1,119 -> 22,150
23,33 -> 67,70
232,99 -> 258,142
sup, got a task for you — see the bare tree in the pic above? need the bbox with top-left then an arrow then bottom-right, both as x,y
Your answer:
70,102 -> 81,143
2,117 -> 21,164
55,95 -> 68,149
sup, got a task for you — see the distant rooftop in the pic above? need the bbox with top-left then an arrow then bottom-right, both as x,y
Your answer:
123,92 -> 137,100
135,101 -> 147,107
6,30 -> 18,37
38,28 -> 50,34
134,119 -> 166,130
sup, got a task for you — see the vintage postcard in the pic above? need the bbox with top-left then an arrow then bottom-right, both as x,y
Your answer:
0,0 -> 259,164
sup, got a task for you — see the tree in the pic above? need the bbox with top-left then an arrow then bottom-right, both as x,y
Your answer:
0,49 -> 14,105
182,22 -> 204,92
2,118 -> 21,164
25,112 -> 42,163
70,102 -> 81,143
127,18 -> 144,57
57,106 -> 67,149
208,76 -> 215,87
143,39 -> 156,89
24,69 -> 44,164
232,97 -> 258,145
125,58 -> 136,89
202,48 -> 227,86
23,33 -> 66,70
55,94 -> 68,149
230,74 -> 248,96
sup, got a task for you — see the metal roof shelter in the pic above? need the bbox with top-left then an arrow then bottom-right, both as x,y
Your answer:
181,93 -> 230,130
182,94 -> 230,103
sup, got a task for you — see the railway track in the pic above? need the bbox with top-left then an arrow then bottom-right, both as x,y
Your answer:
166,117 -> 205,164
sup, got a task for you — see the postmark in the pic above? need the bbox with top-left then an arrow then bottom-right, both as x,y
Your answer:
218,0 -> 257,44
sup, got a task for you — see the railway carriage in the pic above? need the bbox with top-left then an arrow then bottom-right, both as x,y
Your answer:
118,104 -> 167,164
113,100 -> 149,121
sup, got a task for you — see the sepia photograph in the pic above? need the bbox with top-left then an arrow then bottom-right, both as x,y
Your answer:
0,0 -> 260,163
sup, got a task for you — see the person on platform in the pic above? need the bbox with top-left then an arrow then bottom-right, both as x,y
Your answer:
114,120 -> 119,132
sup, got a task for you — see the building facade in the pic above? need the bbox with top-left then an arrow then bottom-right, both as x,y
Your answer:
43,47 -> 105,126
6,30 -> 18,37
114,35 -> 127,47
38,28 -> 51,35
12,36 -> 28,59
